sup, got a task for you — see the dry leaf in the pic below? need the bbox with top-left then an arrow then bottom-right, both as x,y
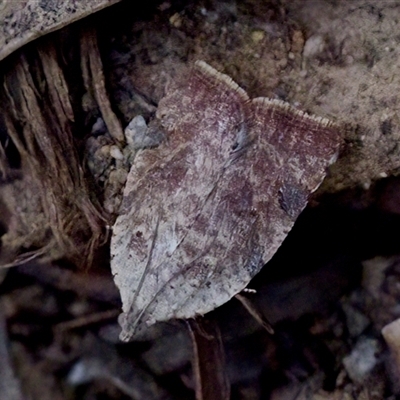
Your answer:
111,61 -> 341,341
0,0 -> 122,62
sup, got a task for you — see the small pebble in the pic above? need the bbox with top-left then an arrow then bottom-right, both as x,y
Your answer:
251,30 -> 265,43
303,35 -> 325,58
342,303 -> 370,337
124,115 -> 148,149
100,144 -> 111,156
169,13 -> 182,28
343,337 -> 379,383
91,117 -> 107,135
109,145 -> 124,160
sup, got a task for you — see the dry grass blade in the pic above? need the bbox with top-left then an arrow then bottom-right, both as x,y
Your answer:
54,309 -> 120,334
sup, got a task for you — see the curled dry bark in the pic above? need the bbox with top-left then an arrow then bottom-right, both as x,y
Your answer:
80,26 -> 125,143
0,35 -> 109,266
0,1 -> 125,266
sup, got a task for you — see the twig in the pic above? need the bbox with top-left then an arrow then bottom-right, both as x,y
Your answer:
187,318 -> 230,400
235,293 -> 274,334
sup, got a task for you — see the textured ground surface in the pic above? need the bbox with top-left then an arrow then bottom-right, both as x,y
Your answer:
1,0 -> 400,399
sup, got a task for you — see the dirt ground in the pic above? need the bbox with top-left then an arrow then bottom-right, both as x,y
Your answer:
1,0 -> 400,399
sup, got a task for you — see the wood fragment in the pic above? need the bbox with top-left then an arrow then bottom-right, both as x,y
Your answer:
235,293 -> 274,334
0,142 -> 9,181
1,41 -> 107,266
54,309 -> 120,334
81,27 -> 125,143
188,319 -> 230,400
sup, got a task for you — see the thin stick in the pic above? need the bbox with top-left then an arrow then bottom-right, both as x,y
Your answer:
235,293 -> 274,334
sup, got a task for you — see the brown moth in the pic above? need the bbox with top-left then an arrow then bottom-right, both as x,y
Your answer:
111,61 -> 341,341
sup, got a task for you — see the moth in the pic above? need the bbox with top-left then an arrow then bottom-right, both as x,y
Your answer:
111,61 -> 341,341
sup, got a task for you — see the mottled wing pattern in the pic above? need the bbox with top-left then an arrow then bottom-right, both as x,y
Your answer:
111,62 -> 251,340
149,99 -> 341,323
111,61 -> 341,341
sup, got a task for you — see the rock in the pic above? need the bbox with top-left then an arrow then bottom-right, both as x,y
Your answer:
343,337 -> 380,384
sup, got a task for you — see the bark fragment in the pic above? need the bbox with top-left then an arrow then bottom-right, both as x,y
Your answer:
1,39 -> 107,266
188,319 -> 230,400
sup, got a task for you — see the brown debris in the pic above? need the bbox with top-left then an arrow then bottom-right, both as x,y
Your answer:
188,318 -> 230,400
235,293 -> 274,334
54,309 -> 120,335
80,27 -> 125,143
1,39 -> 107,266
